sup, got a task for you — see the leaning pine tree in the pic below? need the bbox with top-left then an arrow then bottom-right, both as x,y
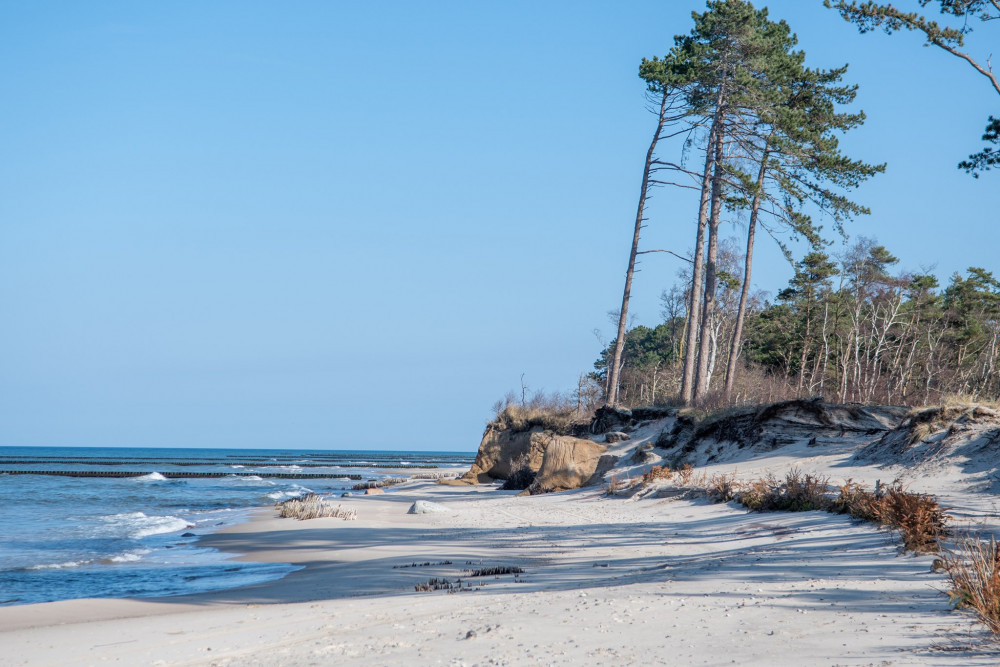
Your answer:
605,59 -> 699,406
664,0 -> 882,404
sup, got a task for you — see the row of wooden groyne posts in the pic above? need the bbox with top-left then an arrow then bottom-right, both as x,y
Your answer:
0,470 -> 367,480
0,460 -> 448,479
0,460 -> 443,468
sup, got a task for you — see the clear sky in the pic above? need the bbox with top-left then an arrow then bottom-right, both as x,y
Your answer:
0,1 -> 996,451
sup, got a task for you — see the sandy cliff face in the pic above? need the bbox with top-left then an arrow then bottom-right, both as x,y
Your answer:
458,398 -> 1000,493
459,427 -> 551,484
457,422 -> 609,491
529,436 -> 609,492
658,399 -> 909,466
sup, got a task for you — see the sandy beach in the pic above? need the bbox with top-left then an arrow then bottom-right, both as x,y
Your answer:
4,427 -> 1000,667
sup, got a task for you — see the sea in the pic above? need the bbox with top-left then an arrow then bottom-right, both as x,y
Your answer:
0,446 -> 474,607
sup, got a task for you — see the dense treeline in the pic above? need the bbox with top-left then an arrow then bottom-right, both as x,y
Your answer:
595,238 -> 1000,407
600,0 -> 996,409
606,0 -> 882,407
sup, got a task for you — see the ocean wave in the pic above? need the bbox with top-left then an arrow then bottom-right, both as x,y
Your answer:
133,472 -> 168,482
265,484 -> 313,501
106,549 -> 151,564
100,512 -> 192,539
266,490 -> 301,501
223,474 -> 267,484
27,559 -> 91,570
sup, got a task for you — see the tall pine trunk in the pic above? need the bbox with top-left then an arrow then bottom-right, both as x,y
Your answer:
723,142 -> 770,400
681,90 -> 726,405
606,91 -> 670,406
694,127 -> 726,402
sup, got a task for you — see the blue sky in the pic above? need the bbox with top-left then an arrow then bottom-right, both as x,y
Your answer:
0,1 -> 995,450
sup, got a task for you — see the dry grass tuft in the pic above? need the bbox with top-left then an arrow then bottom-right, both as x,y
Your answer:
640,465 -> 673,486
276,494 -> 357,521
411,472 -> 460,480
939,535 -> 1000,635
488,391 -> 593,436
904,405 -> 972,445
705,472 -> 739,502
938,394 -> 1000,411
676,463 -> 695,486
604,472 -> 635,496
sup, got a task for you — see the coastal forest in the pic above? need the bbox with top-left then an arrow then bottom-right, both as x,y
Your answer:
588,0 -> 999,412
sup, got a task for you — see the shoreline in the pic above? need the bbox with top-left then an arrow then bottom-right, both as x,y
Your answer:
1,471 -> 997,665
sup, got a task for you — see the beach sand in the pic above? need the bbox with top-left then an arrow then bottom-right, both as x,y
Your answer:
2,447 -> 999,667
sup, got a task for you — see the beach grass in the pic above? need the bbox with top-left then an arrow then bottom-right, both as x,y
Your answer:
276,494 -> 357,521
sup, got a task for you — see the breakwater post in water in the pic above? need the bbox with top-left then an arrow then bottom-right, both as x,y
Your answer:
0,470 -> 367,480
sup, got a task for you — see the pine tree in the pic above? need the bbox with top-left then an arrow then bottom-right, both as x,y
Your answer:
666,0 -> 882,404
825,0 -> 1000,175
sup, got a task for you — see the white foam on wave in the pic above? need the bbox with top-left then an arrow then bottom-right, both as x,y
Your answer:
224,474 -> 266,483
107,549 -> 151,564
101,512 -> 192,539
230,465 -> 245,469
27,559 -> 91,570
134,472 -> 168,482
265,484 -> 313,502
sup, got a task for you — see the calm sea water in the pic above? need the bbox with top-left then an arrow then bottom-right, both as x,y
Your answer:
0,446 -> 473,606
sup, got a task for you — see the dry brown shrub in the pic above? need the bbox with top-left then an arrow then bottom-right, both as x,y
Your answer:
677,463 -> 695,486
736,470 -> 830,512
830,480 -> 880,522
782,470 -> 831,512
706,472 -> 739,503
831,480 -> 946,552
641,465 -> 672,486
872,483 -> 947,553
939,535 -> 1000,635
739,476 -> 774,511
